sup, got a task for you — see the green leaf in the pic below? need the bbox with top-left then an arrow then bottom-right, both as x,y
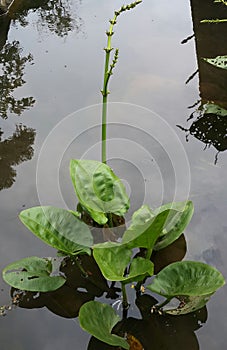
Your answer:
123,257 -> 154,284
129,205 -> 154,227
93,242 -> 153,282
70,160 -> 130,225
203,103 -> 227,117
203,55 -> 227,70
93,242 -> 131,281
147,261 -> 225,313
19,206 -> 93,255
2,257 -> 65,292
166,294 -> 213,315
68,210 -> 81,218
79,301 -> 129,349
153,201 -> 194,250
122,208 -> 173,249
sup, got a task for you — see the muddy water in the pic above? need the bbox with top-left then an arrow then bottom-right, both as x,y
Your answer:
0,0 -> 226,349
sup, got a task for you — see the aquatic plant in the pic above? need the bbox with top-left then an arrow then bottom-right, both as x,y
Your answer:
2,1 -> 225,348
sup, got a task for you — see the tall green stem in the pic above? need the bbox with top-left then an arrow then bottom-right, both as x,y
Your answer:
101,0 -> 142,164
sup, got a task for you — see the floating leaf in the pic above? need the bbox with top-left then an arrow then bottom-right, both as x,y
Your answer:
122,208 -> 173,250
2,257 -> 65,292
79,301 -> 129,349
93,242 -> 153,282
147,261 -> 225,313
19,206 -> 93,255
153,201 -> 194,250
203,55 -> 227,70
70,160 -> 129,225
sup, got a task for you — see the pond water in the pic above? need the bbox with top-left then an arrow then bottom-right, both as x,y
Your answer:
0,0 -> 227,349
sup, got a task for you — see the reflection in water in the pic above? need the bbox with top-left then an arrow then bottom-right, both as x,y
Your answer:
0,124 -> 35,190
5,237 -> 191,348
178,110 -> 227,164
0,0 -> 82,189
88,294 -> 207,350
179,0 -> 227,163
34,0 -> 82,37
10,255 -> 120,318
0,40 -> 35,119
4,0 -> 82,37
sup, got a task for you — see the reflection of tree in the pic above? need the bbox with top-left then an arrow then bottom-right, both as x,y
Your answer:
178,110 -> 227,164
179,0 -> 227,163
0,124 -> 35,190
36,0 -> 81,37
9,0 -> 82,37
0,40 -> 35,119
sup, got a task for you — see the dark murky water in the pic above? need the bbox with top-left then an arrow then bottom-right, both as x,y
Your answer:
0,0 -> 227,349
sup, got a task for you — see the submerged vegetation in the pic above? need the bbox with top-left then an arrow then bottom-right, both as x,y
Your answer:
1,1 -> 226,349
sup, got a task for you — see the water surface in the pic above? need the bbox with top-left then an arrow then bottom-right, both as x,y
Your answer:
0,1 -> 227,349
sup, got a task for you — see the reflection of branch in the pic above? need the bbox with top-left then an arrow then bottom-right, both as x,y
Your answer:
0,40 -> 35,119
185,69 -> 199,84
0,124 -> 35,190
181,33 -> 195,44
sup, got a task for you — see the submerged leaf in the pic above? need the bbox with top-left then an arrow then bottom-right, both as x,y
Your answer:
70,160 -> 129,224
19,206 -> 93,255
79,301 -> 129,349
2,257 -> 65,292
153,201 -> 194,250
203,55 -> 227,70
147,261 -> 225,313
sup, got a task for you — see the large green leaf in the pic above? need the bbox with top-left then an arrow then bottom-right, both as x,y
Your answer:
19,206 -> 93,255
122,208 -> 173,249
203,56 -> 227,70
153,201 -> 194,250
70,160 -> 130,225
2,257 -> 65,292
147,261 -> 225,313
79,301 -> 129,349
93,242 -> 153,282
